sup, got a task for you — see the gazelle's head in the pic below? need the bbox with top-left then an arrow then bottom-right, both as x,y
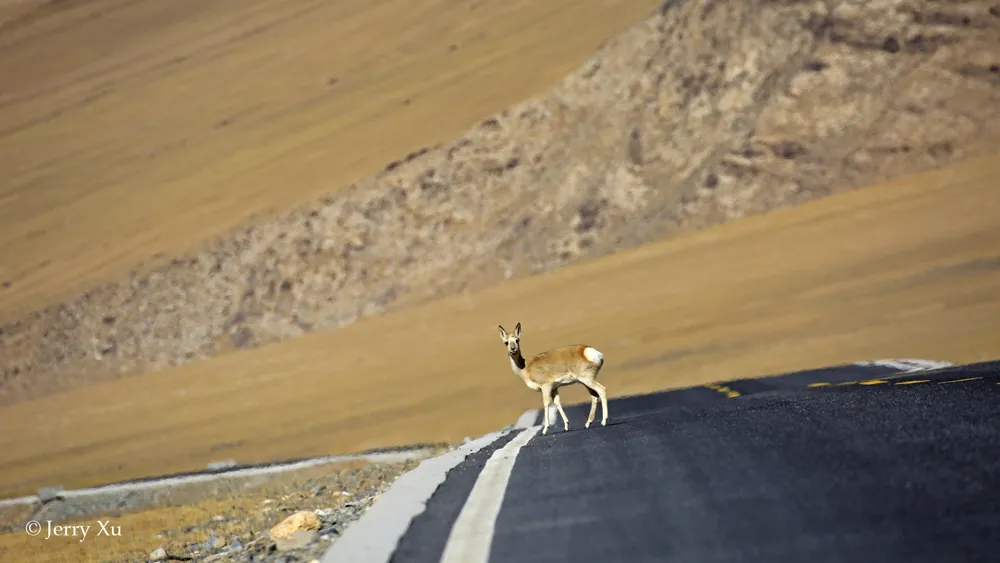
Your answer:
498,322 -> 522,357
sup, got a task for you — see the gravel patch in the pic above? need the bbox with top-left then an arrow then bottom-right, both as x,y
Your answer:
142,492 -> 386,563
123,460 -> 424,563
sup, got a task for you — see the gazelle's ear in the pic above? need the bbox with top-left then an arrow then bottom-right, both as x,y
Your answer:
514,322 -> 521,338
498,325 -> 508,342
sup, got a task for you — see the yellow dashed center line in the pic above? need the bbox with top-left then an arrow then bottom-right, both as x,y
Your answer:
938,377 -> 983,384
704,383 -> 740,398
805,376 -> 992,389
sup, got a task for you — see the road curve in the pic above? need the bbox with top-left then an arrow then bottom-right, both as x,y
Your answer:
322,359 -> 1000,563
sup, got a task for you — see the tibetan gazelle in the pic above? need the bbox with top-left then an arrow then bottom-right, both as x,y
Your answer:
498,322 -> 609,434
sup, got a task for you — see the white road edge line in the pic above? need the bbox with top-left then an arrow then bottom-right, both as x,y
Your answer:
321,429 -> 512,563
518,406 -> 559,428
439,425 -> 542,563
854,358 -> 953,372
895,359 -> 953,370
515,409 -> 539,429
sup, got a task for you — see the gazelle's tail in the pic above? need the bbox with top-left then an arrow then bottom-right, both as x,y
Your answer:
583,347 -> 604,366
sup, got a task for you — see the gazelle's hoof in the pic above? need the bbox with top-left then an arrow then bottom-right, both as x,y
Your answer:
585,421 -> 592,428
563,425 -> 569,432
542,427 -> 548,435
601,420 -> 607,427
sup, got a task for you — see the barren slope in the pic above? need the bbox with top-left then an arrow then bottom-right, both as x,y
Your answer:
3,0 -> 999,403
1,155 -> 999,498
0,0 -> 660,380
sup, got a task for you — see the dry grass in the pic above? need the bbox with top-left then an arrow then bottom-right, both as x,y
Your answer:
0,458 -> 420,563
1,154 -> 998,499
0,0 -> 661,321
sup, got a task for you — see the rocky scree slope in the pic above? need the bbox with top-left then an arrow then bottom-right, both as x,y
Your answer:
2,0 -> 999,403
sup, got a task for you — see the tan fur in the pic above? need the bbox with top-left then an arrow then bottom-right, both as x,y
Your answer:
498,322 -> 609,435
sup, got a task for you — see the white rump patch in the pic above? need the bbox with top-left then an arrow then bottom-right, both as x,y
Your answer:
583,347 -> 604,365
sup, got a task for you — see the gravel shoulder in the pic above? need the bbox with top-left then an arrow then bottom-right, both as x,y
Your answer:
0,450 -> 448,563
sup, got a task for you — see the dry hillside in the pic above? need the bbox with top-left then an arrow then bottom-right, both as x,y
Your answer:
2,0 -> 1000,403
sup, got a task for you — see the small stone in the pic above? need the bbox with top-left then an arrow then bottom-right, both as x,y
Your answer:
212,536 -> 227,549
149,547 -> 167,561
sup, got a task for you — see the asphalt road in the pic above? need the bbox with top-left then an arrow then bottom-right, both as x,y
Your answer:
324,360 -> 1000,563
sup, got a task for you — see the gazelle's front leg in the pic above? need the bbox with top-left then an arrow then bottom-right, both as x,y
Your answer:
540,384 -> 553,435
552,389 -> 570,431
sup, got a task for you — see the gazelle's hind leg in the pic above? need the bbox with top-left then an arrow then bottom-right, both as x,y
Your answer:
584,387 -> 599,428
552,389 -> 570,431
580,377 -> 609,427
592,380 -> 609,426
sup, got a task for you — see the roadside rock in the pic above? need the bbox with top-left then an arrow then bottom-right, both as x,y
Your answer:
269,510 -> 321,545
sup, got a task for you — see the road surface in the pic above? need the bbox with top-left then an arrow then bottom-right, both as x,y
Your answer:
322,359 -> 1000,563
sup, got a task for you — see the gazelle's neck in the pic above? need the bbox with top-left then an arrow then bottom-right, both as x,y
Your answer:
509,350 -> 526,371
509,350 -> 539,390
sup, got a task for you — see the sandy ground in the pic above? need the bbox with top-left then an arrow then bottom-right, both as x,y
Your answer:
1,154 -> 997,499
4,0 -> 999,401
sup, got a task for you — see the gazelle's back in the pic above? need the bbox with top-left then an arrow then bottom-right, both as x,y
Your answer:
526,345 -> 602,379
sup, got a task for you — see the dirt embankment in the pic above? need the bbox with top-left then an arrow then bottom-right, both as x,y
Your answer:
2,0 -> 999,403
